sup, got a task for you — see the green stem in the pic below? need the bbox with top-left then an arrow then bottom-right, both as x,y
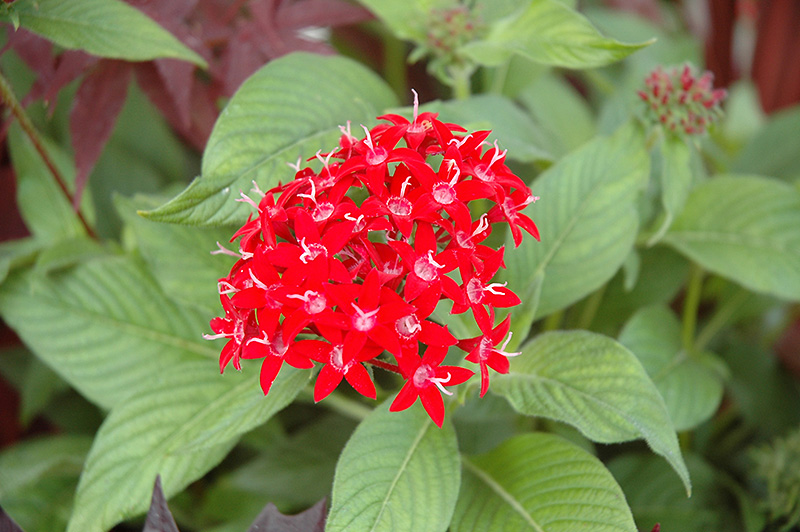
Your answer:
489,62 -> 510,94
0,69 -> 97,239
382,31 -> 408,101
542,309 -> 564,332
682,263 -> 704,352
694,287 -> 750,352
450,64 -> 472,100
577,283 -> 607,330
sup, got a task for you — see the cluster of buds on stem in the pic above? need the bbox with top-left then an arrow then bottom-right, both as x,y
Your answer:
205,92 -> 539,427
638,64 -> 727,136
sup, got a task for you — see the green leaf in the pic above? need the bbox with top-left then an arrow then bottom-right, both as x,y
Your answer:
7,124 -> 91,242
0,435 -> 91,532
144,52 -> 398,226
732,105 -> 800,181
116,194 -> 235,312
327,401 -> 460,532
505,122 -> 649,320
10,0 -> 206,67
19,357 -> 69,427
648,135 -> 694,245
608,453 -> 723,532
460,0 -> 652,69
453,433 -> 635,532
0,255 -> 215,410
494,330 -> 690,492
420,95 -> 553,163
355,0 -> 429,42
66,363 -> 306,532
517,73 -> 596,158
663,175 -> 800,300
0,237 -> 43,286
618,306 -> 724,431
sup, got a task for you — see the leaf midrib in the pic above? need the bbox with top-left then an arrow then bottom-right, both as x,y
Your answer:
367,418 -> 432,532
462,457 -> 545,532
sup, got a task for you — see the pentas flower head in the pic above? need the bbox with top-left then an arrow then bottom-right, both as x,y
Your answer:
637,63 -> 727,136
205,91 -> 539,427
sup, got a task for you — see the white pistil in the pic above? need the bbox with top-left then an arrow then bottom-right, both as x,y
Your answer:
297,179 -> 318,204
249,270 -> 269,290
202,332 -> 230,340
287,157 -> 303,173
217,280 -> 238,295
400,175 -> 414,198
250,180 -> 265,198
472,214 -> 490,237
498,332 -> 521,357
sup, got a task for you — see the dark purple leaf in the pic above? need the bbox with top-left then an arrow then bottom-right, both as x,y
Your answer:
32,51 -> 97,109
154,58 -> 195,130
0,504 -> 26,532
277,0 -> 372,29
246,498 -> 327,532
69,59 -> 131,208
142,476 -> 180,532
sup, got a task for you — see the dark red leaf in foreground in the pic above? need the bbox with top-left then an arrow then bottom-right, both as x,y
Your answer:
246,498 -> 327,532
0,503 -> 26,532
69,59 -> 132,208
142,475 -> 180,532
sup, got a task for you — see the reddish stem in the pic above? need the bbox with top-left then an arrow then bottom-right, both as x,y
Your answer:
366,358 -> 402,375
0,69 -> 97,239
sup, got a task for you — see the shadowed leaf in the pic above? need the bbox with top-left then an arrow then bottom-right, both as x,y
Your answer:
246,498 -> 326,532
143,476 -> 179,532
0,505 -> 25,532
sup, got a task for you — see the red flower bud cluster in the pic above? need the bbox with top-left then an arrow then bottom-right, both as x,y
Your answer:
637,64 -> 727,136
205,94 -> 539,427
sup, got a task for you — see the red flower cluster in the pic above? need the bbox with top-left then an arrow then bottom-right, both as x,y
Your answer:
637,64 -> 727,135
205,93 -> 539,427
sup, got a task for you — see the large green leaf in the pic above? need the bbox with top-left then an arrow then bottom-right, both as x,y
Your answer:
460,0 -> 652,69
326,401 -> 460,532
453,433 -> 635,532
116,194 -> 235,312
0,255 -> 214,410
618,306 -> 724,431
144,52 -> 398,226
517,73 -> 596,158
732,105 -> 800,181
8,0 -> 206,67
493,330 -> 690,492
663,175 -> 800,301
505,122 -> 649,321
66,363 -> 306,532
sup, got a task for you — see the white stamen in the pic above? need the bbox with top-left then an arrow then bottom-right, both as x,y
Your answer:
250,181 -> 265,197
448,134 -> 472,149
411,88 -> 419,122
472,214 -> 490,237
430,372 -> 454,395
235,192 -> 259,210
361,125 -> 375,151
499,332 -> 520,357
211,242 -> 241,258
484,282 -> 508,296
287,157 -> 303,173
489,140 -> 507,168
400,175 -> 414,198
203,332 -> 230,340
298,179 -> 318,204
217,280 -> 238,295
249,270 -> 269,290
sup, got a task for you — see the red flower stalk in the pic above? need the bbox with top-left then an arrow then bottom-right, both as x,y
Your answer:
206,91 -> 539,427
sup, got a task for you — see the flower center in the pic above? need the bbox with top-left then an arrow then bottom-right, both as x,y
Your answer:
413,251 -> 443,282
305,291 -> 326,314
474,163 -> 495,183
352,303 -> 379,332
395,314 -> 422,339
432,182 -> 456,205
413,364 -> 435,387
466,278 -> 484,304
387,196 -> 412,217
330,344 -> 345,370
312,202 -> 334,222
366,146 -> 388,166
299,238 -> 327,264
